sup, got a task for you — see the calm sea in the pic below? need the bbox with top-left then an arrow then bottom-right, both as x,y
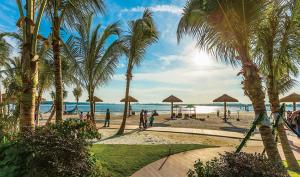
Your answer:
39,102 -> 299,114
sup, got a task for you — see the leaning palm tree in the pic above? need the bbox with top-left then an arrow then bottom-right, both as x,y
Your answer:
64,15 -> 123,126
177,0 -> 281,162
16,0 -> 48,131
117,9 -> 159,135
73,86 -> 82,112
45,0 -> 105,123
255,0 -> 300,172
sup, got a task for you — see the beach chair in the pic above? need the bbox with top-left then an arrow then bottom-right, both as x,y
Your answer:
177,113 -> 182,118
191,114 -> 196,118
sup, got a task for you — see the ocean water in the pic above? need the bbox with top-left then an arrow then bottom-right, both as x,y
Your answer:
39,102 -> 299,114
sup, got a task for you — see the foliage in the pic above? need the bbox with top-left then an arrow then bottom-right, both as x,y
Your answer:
92,144 -> 213,177
187,152 -> 288,177
0,114 -> 19,143
0,120 -> 103,177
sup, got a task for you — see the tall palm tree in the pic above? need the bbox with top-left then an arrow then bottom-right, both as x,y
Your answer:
255,0 -> 300,172
177,0 -> 281,162
45,0 -> 105,123
72,86 -> 82,112
64,15 -> 123,126
16,0 -> 48,131
117,9 -> 159,135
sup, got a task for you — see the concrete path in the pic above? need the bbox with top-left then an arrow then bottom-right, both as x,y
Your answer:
100,125 -> 262,140
131,141 -> 299,177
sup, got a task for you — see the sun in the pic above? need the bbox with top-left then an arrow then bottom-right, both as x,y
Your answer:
189,49 -> 213,67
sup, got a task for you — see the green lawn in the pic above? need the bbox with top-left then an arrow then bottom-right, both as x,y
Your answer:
285,161 -> 300,177
91,144 -> 213,177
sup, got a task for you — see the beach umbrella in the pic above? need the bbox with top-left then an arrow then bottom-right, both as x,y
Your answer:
120,96 -> 138,117
163,95 -> 183,118
86,96 -> 103,102
86,96 -> 103,114
213,94 -> 238,122
280,93 -> 300,111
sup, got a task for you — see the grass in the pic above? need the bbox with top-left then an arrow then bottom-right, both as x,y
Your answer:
91,144 -> 213,177
284,161 -> 300,177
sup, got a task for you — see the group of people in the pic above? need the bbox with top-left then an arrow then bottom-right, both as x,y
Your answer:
287,110 -> 300,134
139,109 -> 158,129
79,109 -> 111,127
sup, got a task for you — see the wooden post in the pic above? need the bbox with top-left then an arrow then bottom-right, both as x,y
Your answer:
293,102 -> 296,111
224,102 -> 227,122
171,102 -> 173,118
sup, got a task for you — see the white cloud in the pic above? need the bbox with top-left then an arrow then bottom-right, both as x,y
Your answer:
122,5 -> 182,15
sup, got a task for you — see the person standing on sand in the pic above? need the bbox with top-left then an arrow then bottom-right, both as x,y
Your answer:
139,109 -> 144,129
143,110 -> 148,128
79,112 -> 84,121
104,109 -> 110,127
217,110 -> 220,117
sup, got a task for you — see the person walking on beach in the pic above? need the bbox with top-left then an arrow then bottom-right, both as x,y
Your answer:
139,109 -> 144,129
104,109 -> 111,127
228,110 -> 231,118
217,110 -> 220,117
143,110 -> 148,128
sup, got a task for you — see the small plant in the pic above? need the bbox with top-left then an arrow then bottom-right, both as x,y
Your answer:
187,152 -> 288,177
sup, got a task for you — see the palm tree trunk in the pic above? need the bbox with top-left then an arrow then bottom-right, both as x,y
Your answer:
52,15 -> 63,123
268,87 -> 300,172
89,93 -> 96,126
241,61 -> 281,163
20,2 -> 38,132
46,104 -> 56,125
117,72 -> 131,135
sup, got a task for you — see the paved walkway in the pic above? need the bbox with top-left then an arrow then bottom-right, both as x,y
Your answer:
131,138 -> 300,177
99,125 -> 300,177
100,125 -> 262,140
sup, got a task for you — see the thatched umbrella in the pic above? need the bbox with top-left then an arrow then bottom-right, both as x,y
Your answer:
86,96 -> 103,113
163,95 -> 183,118
280,93 -> 300,111
213,94 -> 238,122
120,96 -> 138,116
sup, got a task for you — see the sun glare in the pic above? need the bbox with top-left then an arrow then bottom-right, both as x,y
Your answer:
189,49 -> 213,67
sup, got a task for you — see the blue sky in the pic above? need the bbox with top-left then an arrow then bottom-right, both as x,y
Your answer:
0,0 -> 298,104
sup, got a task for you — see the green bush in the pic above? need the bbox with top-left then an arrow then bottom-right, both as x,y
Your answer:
0,120 -> 105,177
187,152 -> 288,177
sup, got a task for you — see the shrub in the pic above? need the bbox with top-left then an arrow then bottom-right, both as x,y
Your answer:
0,120 -> 105,177
187,152 -> 288,177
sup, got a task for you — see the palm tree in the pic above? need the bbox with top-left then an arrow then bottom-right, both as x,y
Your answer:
64,15 -> 123,126
117,9 -> 159,135
73,86 -> 82,113
255,0 -> 300,172
45,0 -> 105,123
177,0 -> 281,162
16,0 -> 48,131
